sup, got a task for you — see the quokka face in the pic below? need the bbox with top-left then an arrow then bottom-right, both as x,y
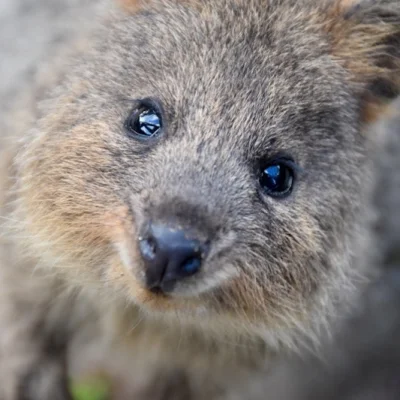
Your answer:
13,0 -> 400,344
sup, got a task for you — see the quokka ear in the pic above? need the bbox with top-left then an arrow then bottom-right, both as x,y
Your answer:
326,0 -> 400,122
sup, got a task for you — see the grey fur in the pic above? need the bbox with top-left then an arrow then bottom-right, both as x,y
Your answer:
226,96 -> 400,400
1,0 -> 399,398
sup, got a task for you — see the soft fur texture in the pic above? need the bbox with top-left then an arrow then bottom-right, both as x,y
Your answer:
226,96 -> 400,400
1,0 -> 399,398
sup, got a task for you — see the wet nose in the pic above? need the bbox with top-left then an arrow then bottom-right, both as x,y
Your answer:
139,224 -> 206,293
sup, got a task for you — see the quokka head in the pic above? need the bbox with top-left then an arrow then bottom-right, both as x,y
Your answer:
14,0 -> 400,346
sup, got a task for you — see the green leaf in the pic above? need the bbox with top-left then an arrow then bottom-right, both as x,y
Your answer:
70,379 -> 111,400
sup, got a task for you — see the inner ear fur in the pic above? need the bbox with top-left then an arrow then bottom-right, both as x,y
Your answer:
326,0 -> 400,120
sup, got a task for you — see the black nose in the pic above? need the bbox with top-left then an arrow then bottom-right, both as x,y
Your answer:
139,224 -> 206,293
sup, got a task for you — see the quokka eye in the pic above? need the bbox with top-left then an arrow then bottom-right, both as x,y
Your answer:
259,159 -> 295,198
125,99 -> 163,139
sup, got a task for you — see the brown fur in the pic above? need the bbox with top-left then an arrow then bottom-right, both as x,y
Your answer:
326,0 -> 400,121
117,0 -> 144,12
117,0 -> 200,13
225,95 -> 400,400
1,0 -> 400,398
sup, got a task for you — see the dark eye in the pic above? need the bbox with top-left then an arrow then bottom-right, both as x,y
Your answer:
125,99 -> 163,139
259,160 -> 295,198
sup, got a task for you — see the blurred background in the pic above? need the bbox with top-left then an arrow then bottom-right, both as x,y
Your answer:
0,0 -> 102,103
0,2 -> 112,399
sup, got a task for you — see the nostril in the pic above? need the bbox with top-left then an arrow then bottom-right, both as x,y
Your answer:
181,256 -> 202,276
138,223 -> 209,292
139,236 -> 157,261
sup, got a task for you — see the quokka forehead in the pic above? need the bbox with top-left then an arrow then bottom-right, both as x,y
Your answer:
111,0 -> 400,122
